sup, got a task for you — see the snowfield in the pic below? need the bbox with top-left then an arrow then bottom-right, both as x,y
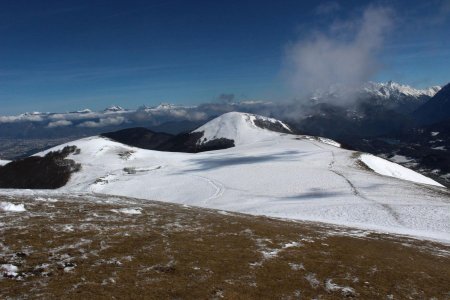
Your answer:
0,159 -> 10,166
2,112 -> 449,243
0,201 -> 26,212
360,154 -> 444,187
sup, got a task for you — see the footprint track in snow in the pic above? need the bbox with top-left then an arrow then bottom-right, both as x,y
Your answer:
189,174 -> 225,204
313,141 -> 404,226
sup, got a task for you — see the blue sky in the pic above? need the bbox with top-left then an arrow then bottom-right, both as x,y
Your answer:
0,0 -> 449,114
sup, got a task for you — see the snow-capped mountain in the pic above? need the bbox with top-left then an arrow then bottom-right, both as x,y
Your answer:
312,81 -> 440,101
21,111 -> 47,116
0,103 -> 209,141
101,112 -> 292,153
103,105 -> 126,113
21,112 -> 448,243
0,81 -> 441,135
311,81 -> 441,113
193,112 -> 292,146
364,81 -> 441,99
71,109 -> 93,114
153,103 -> 181,110
137,103 -> 188,112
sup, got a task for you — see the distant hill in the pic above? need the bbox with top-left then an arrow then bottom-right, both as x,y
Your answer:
101,127 -> 173,150
101,112 -> 293,153
413,83 -> 450,125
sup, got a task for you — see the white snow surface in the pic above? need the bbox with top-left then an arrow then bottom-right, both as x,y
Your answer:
317,137 -> 341,148
1,264 -> 19,277
111,207 -> 142,215
0,202 -> 26,212
193,112 -> 291,146
0,159 -> 10,166
7,112 -> 450,243
360,154 -> 443,187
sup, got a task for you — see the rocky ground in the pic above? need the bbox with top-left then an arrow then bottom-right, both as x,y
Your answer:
1,193 -> 449,299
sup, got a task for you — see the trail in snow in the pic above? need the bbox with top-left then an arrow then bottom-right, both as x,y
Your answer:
314,141 -> 404,225
188,174 -> 225,204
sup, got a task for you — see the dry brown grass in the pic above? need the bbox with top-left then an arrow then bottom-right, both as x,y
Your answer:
0,194 -> 449,299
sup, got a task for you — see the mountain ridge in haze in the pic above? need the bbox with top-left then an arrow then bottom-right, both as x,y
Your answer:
413,83 -> 450,125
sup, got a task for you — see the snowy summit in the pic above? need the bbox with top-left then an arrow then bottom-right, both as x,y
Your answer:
104,105 -> 126,113
193,112 -> 292,146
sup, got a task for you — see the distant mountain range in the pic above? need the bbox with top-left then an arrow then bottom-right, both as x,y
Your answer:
306,82 -> 450,187
0,82 -> 447,140
0,81 -> 442,139
310,81 -> 441,113
0,81 -> 448,185
0,104 -> 209,139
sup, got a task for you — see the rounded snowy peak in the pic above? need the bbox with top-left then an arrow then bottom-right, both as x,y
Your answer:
104,105 -> 125,112
193,112 -> 292,146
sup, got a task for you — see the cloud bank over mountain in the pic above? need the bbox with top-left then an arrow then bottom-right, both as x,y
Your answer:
284,6 -> 393,103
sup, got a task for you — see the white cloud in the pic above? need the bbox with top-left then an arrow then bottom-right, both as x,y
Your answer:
0,114 -> 44,123
77,116 -> 126,128
49,111 -> 100,121
47,120 -> 73,128
284,6 -> 393,103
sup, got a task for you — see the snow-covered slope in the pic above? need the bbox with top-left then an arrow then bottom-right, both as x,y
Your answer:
10,112 -> 449,243
360,154 -> 443,186
193,112 -> 291,146
0,160 -> 10,166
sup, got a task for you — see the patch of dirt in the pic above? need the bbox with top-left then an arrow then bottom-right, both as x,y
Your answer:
0,194 -> 449,299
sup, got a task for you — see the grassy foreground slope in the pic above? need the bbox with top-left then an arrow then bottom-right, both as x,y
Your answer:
1,193 -> 449,299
